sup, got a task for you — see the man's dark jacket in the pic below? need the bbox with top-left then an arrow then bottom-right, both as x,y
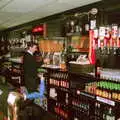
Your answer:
23,52 -> 39,92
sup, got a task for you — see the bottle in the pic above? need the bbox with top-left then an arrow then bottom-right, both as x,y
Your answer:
60,48 -> 67,70
95,102 -> 100,117
95,59 -> 101,78
104,107 -> 115,120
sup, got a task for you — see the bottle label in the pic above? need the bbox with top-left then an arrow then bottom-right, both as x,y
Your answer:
106,115 -> 115,120
97,67 -> 101,77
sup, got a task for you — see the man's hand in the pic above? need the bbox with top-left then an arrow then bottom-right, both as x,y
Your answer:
37,73 -> 42,78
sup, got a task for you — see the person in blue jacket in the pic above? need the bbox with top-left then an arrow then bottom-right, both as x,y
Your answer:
23,75 -> 45,100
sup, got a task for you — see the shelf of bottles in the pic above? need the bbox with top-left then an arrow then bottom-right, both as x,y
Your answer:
8,32 -> 33,49
82,69 -> 120,120
85,81 -> 118,103
71,89 -> 95,120
92,23 -> 120,118
85,73 -> 120,103
47,69 -> 70,120
8,56 -> 25,87
6,60 -> 23,87
88,23 -> 120,69
69,72 -> 95,120
49,70 -> 69,91
54,101 -> 69,120
70,76 -> 120,120
94,101 -> 118,120
100,68 -> 120,83
93,24 -> 120,62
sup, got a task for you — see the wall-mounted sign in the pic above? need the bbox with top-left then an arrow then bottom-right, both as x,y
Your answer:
32,25 -> 43,33
32,23 -> 47,38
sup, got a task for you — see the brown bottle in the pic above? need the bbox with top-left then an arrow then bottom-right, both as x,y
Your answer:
95,59 -> 101,79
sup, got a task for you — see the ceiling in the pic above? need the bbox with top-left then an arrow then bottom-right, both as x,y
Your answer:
0,0 -> 101,31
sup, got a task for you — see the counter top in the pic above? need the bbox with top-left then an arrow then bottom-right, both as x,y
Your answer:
41,64 -> 68,73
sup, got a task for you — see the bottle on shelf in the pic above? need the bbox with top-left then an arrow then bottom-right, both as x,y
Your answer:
103,107 -> 115,120
95,102 -> 101,118
60,49 -> 67,70
95,59 -> 101,79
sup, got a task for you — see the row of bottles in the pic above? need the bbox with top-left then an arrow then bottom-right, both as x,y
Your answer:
50,72 -> 68,80
93,24 -> 120,49
63,8 -> 99,36
71,89 -> 116,120
96,88 -> 120,101
72,99 -> 90,115
85,81 -> 120,101
96,47 -> 120,56
48,70 -> 70,120
54,103 -> 69,119
0,37 -> 10,55
100,69 -> 120,82
70,90 -> 117,120
63,17 -> 89,35
85,82 -> 97,94
49,78 -> 69,88
71,92 -> 95,120
93,25 -> 120,74
71,98 -> 117,120
97,81 -> 120,91
95,59 -> 120,82
8,33 -> 39,49
95,102 -> 115,120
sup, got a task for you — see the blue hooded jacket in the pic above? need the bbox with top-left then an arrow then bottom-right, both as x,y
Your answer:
26,78 -> 45,100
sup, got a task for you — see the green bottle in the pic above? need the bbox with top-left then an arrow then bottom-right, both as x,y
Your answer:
105,107 -> 115,120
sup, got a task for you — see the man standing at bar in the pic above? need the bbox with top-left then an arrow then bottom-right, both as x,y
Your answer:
19,42 -> 45,120
23,41 -> 40,93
